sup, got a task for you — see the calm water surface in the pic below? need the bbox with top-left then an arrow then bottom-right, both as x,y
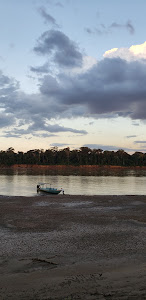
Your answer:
0,171 -> 146,196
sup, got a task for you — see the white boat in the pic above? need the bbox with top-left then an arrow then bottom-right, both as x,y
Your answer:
37,183 -> 63,194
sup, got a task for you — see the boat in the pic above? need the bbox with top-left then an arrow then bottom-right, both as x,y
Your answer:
37,183 -> 63,194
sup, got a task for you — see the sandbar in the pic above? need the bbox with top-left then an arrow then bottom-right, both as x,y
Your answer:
0,194 -> 146,299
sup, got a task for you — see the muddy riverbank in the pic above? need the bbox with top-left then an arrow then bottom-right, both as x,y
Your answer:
0,194 -> 146,299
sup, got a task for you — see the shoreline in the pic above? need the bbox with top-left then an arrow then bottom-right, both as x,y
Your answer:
1,163 -> 146,169
1,164 -> 146,177
0,194 -> 146,299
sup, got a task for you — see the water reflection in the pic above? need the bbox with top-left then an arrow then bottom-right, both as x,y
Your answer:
0,173 -> 146,196
1,167 -> 146,177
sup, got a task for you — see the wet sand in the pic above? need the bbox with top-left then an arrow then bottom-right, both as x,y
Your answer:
0,194 -> 146,299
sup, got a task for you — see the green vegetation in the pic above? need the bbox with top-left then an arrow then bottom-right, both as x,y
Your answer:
0,147 -> 146,167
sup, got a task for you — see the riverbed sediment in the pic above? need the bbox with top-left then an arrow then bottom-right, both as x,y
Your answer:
0,194 -> 146,299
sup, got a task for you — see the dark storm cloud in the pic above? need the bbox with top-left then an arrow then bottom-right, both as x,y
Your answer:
20,56 -> 146,127
38,6 -> 59,27
39,75 -> 60,95
1,53 -> 146,139
33,30 -> 83,67
42,57 -> 146,120
35,58 -> 146,119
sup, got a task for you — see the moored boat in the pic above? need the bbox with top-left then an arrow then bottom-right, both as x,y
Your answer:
37,183 -> 63,194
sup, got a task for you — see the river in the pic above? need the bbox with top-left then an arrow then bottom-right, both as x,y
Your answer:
0,168 -> 146,196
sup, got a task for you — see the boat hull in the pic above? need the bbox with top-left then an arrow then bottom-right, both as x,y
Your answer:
39,188 -> 61,194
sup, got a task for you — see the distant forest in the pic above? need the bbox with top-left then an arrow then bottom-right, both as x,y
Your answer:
0,147 -> 146,167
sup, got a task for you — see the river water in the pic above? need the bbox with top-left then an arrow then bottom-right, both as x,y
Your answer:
0,169 -> 146,196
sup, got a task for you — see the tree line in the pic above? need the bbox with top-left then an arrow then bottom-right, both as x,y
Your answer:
0,147 -> 146,167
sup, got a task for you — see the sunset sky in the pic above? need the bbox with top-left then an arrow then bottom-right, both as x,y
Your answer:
0,0 -> 146,153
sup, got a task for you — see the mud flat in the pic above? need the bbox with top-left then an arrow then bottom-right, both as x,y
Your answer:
0,194 -> 146,299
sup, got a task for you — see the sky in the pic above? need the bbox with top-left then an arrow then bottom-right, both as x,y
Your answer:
0,0 -> 146,153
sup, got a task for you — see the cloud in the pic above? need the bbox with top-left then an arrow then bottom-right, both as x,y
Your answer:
85,26 -> 108,36
0,71 -> 12,87
110,20 -> 135,35
55,2 -> 64,8
43,56 -> 146,120
83,144 -> 134,152
83,144 -> 143,153
33,30 -> 83,68
134,140 -> 146,144
30,63 -> 50,74
130,42 -> 146,57
126,135 -> 137,139
38,6 -> 59,27
132,121 -> 139,126
104,41 -> 146,60
0,71 -> 19,103
126,21 -> 135,34
2,113 -> 87,137
84,28 -> 95,35
3,129 -> 56,138
83,144 -> 118,151
50,143 -> 71,147
39,75 -> 60,94
85,20 -> 135,36
28,121 -> 87,134
0,71 -> 20,121
2,37 -> 146,140
0,113 -> 15,128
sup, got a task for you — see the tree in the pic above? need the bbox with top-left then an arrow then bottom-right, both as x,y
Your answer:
70,149 -> 80,165
79,147 -> 92,165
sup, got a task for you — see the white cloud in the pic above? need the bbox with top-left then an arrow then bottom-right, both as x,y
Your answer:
103,41 -> 146,61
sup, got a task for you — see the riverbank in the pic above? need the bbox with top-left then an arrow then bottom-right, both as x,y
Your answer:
0,194 -> 146,299
1,164 -> 146,176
